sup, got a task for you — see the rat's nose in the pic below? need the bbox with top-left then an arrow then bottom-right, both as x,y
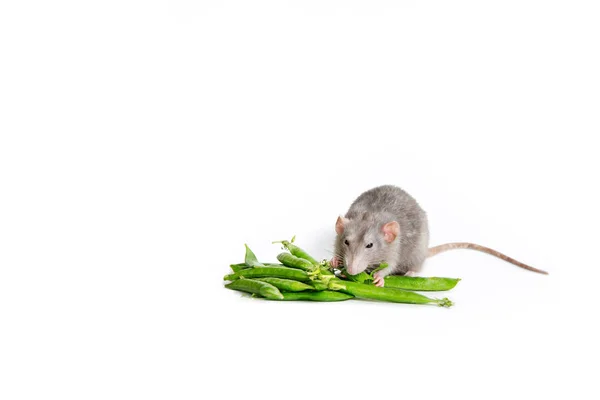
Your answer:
347,263 -> 360,275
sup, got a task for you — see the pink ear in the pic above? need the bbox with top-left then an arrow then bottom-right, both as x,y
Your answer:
335,216 -> 348,235
382,221 -> 400,243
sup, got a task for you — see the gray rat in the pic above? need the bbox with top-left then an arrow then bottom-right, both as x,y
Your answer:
331,185 -> 548,287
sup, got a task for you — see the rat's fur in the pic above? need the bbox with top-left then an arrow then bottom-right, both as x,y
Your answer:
333,185 -> 429,277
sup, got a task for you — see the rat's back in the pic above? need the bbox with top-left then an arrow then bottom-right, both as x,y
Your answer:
346,185 -> 425,222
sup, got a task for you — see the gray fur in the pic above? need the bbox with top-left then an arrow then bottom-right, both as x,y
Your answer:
333,185 -> 429,276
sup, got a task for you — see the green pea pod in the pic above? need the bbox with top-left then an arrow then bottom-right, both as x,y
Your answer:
384,276 -> 461,291
224,266 -> 311,282
225,278 -> 284,300
308,280 -> 329,291
253,277 -> 313,292
271,290 -> 354,302
272,237 -> 319,265
230,263 -> 251,273
330,279 -> 452,307
230,262 -> 283,273
276,252 -> 317,272
369,262 -> 389,276
341,268 -> 372,283
340,264 -> 460,291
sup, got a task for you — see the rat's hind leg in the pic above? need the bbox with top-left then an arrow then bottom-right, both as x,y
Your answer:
401,253 -> 426,277
377,261 -> 422,285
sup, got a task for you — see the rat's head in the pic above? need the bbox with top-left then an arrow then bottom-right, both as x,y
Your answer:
335,213 -> 400,275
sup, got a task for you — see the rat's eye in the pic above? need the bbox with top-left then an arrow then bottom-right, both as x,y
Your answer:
344,239 -> 349,246
366,243 -> 373,248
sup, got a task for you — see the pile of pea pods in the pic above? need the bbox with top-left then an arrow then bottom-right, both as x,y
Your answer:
223,237 -> 459,307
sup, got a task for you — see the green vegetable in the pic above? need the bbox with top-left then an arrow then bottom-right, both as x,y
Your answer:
276,252 -> 317,272
244,244 -> 264,267
273,236 -> 319,265
308,280 -> 329,291
318,266 -> 335,276
342,269 -> 372,283
230,263 -> 251,273
230,262 -> 282,273
340,267 -> 460,292
224,266 -> 311,282
254,277 -> 313,292
270,290 -> 354,302
225,278 -> 284,300
370,262 -> 389,275
384,276 -> 461,291
337,263 -> 388,283
235,263 -> 286,268
330,279 -> 453,307
225,241 -> 457,307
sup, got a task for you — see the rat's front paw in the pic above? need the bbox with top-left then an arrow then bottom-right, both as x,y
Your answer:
330,257 -> 341,268
373,272 -> 386,287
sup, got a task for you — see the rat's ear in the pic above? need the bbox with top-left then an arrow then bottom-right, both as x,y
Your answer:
382,221 -> 400,243
336,216 -> 349,235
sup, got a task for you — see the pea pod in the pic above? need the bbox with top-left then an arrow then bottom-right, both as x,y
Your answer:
273,237 -> 319,265
224,266 -> 311,282
253,277 -> 313,292
340,267 -> 461,292
276,252 -> 317,272
230,263 -> 251,273
225,278 -> 284,300
308,280 -> 329,291
230,262 -> 285,273
342,269 -> 372,283
330,279 -> 453,307
269,290 -> 354,302
319,266 -> 335,276
384,276 -> 461,291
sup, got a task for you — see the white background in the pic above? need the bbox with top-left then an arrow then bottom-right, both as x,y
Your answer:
1,1 -> 599,399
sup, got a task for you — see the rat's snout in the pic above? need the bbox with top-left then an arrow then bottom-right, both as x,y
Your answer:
346,256 -> 365,276
347,266 -> 360,275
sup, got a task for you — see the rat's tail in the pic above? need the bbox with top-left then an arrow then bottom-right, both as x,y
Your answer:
427,242 -> 548,275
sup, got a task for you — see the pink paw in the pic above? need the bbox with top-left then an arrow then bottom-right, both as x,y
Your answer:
373,272 -> 385,287
330,257 -> 340,268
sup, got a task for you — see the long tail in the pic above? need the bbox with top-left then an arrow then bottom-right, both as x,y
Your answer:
427,242 -> 548,275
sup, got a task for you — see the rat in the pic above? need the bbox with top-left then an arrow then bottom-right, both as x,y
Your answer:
330,185 -> 548,287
